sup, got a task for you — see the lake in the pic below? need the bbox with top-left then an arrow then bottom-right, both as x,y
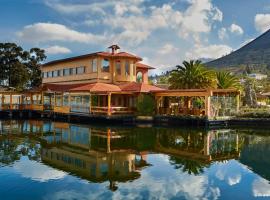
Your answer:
0,120 -> 269,200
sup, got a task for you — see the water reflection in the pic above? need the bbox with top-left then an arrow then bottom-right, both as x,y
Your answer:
0,120 -> 269,199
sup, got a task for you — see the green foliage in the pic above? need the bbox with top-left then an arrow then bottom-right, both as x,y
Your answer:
0,43 -> 46,91
168,60 -> 216,89
237,109 -> 270,118
216,71 -> 240,89
136,94 -> 156,116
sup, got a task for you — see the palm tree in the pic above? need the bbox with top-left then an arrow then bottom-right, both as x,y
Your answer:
216,71 -> 240,89
168,60 -> 216,89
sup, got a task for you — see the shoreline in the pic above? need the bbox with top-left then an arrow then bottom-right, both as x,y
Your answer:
0,110 -> 269,129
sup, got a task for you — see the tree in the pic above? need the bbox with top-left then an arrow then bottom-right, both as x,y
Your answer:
27,48 -> 46,88
216,71 -> 240,89
136,94 -> 156,116
243,78 -> 257,107
168,60 -> 216,89
0,43 -> 46,90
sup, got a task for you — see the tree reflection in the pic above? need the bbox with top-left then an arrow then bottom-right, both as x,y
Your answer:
170,156 -> 209,175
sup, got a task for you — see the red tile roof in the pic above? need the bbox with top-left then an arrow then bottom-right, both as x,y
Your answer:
119,82 -> 164,93
69,82 -> 121,93
43,83 -> 121,93
136,62 -> 155,70
43,51 -> 142,66
42,82 -> 164,93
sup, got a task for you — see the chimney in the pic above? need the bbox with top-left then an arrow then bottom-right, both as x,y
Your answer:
108,44 -> 120,55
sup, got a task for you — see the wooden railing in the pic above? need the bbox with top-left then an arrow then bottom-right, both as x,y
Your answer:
0,103 -> 134,116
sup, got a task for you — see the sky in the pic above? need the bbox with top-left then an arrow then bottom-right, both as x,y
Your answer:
1,0 -> 270,74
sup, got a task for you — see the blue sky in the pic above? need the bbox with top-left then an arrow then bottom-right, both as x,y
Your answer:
1,0 -> 270,74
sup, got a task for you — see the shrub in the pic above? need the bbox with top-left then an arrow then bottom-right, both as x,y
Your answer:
136,94 -> 156,116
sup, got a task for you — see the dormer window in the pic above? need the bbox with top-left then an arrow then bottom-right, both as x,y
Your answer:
115,60 -> 121,75
125,60 -> 130,76
91,59 -> 97,72
102,59 -> 110,72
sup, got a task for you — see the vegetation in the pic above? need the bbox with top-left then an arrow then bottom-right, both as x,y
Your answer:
216,71 -> 240,89
168,60 -> 216,89
0,43 -> 46,91
136,94 -> 156,116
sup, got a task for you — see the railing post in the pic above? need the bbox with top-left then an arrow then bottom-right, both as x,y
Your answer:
205,95 -> 211,118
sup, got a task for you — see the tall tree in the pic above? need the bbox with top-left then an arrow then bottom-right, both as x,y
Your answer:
216,71 -> 240,89
168,60 -> 216,89
27,48 -> 46,88
0,43 -> 46,90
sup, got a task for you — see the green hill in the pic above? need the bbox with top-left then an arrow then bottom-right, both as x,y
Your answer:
206,29 -> 270,73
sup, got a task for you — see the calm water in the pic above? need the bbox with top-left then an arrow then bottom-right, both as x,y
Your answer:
0,120 -> 270,200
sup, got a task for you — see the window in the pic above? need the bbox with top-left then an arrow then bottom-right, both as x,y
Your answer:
64,68 -> 70,76
92,59 -> 97,72
48,71 -> 52,78
125,60 -> 130,76
57,69 -> 63,76
77,66 -> 85,74
115,60 -> 121,75
43,72 -> 48,78
137,72 -> 143,83
70,68 -> 76,75
101,59 -> 110,72
53,70 -> 58,77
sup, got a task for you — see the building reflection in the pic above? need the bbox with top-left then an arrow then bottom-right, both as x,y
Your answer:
0,120 -> 245,189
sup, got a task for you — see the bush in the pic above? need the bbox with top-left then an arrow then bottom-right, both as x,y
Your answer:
136,94 -> 156,116
236,107 -> 270,118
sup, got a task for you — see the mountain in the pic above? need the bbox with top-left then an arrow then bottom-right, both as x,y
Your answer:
206,29 -> 270,71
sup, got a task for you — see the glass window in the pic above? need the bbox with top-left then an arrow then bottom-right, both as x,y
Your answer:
92,59 -> 97,72
48,71 -> 52,78
115,60 -> 121,75
71,68 -> 76,75
137,72 -> 143,83
43,72 -> 47,78
53,70 -> 58,77
63,95 -> 69,106
101,59 -> 110,72
57,69 -> 63,76
64,68 -> 70,76
56,95 -> 62,106
77,66 -> 85,74
125,60 -> 130,76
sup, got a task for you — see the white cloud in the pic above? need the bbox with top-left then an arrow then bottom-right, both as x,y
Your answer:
253,178 -> 270,197
185,44 -> 232,59
218,28 -> 227,40
17,23 -> 106,44
13,159 -> 66,182
255,14 -> 270,33
158,43 -> 178,55
45,45 -> 71,55
229,23 -> 244,35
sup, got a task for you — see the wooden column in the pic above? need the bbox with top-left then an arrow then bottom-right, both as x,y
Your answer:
205,95 -> 211,118
107,93 -> 111,116
61,92 -> 64,107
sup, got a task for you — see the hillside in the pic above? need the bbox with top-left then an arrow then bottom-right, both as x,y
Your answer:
206,29 -> 270,72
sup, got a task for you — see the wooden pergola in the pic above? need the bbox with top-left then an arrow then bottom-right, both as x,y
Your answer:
153,89 -> 240,118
